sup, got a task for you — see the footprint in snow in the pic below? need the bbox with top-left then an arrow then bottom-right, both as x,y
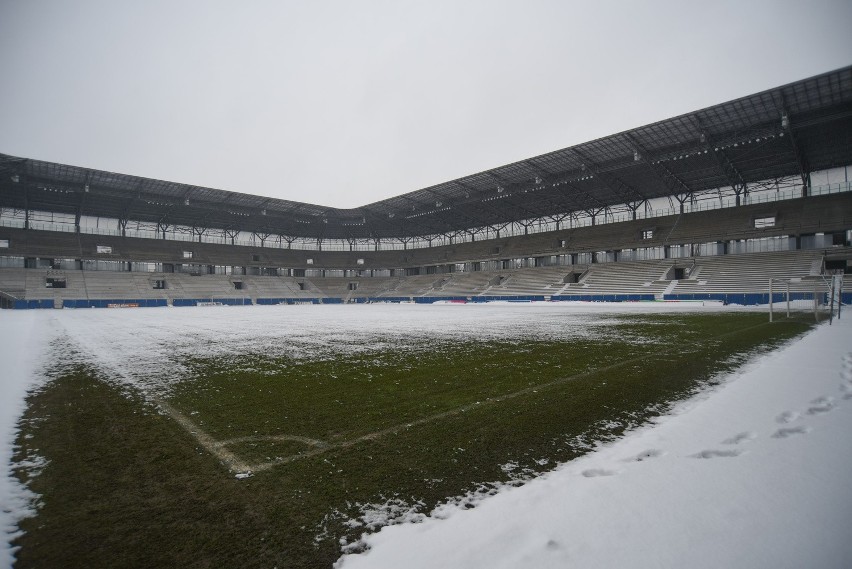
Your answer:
776,411 -> 800,424
807,397 -> 835,415
722,431 -> 756,445
625,449 -> 665,462
581,468 -> 617,478
692,449 -> 743,459
772,425 -> 810,438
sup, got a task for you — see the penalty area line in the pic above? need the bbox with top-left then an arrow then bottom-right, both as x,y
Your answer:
250,319 -> 780,472
153,397 -> 254,475
159,320 -> 781,476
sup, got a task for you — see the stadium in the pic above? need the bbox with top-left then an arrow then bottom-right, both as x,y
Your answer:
1,67 -> 850,308
1,66 -> 851,569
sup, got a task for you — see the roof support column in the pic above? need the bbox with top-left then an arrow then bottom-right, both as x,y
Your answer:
585,207 -> 605,226
673,193 -> 692,214
733,184 -> 747,207
75,179 -> 89,234
224,229 -> 239,245
157,222 -> 170,240
253,232 -> 269,247
627,200 -> 645,221
566,212 -> 580,229
551,213 -> 568,231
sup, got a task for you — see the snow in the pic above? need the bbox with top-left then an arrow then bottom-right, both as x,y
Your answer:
336,312 -> 852,569
0,302 -> 848,569
0,312 -> 55,569
32,302 -> 735,396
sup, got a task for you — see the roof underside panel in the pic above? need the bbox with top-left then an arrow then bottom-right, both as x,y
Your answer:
1,66 -> 850,240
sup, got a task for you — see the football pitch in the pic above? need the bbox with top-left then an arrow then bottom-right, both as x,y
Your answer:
12,304 -> 815,568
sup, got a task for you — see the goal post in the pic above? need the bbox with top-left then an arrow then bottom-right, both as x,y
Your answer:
768,277 -> 820,323
768,278 -> 788,322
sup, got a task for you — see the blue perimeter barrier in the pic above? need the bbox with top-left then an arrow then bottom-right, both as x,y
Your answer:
363,294 -> 656,304
13,299 -> 55,309
62,299 -> 169,308
171,298 -> 253,307
255,298 -> 322,305
8,292 -> 851,308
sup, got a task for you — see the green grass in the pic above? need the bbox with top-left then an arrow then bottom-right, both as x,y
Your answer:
12,313 -> 814,568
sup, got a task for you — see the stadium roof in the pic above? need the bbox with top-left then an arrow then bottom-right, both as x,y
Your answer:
1,66 -> 851,241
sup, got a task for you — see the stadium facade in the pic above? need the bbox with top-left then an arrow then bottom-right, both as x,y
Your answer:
1,67 -> 850,309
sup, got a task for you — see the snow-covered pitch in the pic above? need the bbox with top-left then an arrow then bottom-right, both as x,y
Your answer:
336,307 -> 852,569
0,302 -> 849,569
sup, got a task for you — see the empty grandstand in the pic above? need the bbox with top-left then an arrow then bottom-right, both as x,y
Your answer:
1,67 -> 851,309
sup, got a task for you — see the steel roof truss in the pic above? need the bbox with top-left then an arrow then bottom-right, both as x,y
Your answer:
570,149 -> 646,205
695,119 -> 749,202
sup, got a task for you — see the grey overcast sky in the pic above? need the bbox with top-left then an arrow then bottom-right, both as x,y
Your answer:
0,0 -> 850,208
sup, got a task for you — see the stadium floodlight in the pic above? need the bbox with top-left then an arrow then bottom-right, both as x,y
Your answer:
10,174 -> 19,182
781,113 -> 789,129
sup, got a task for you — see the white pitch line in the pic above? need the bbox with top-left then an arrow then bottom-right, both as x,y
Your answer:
217,434 -> 329,449
158,320 -> 782,476
153,398 -> 254,474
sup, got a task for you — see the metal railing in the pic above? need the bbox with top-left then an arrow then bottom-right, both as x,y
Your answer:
2,180 -> 850,252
